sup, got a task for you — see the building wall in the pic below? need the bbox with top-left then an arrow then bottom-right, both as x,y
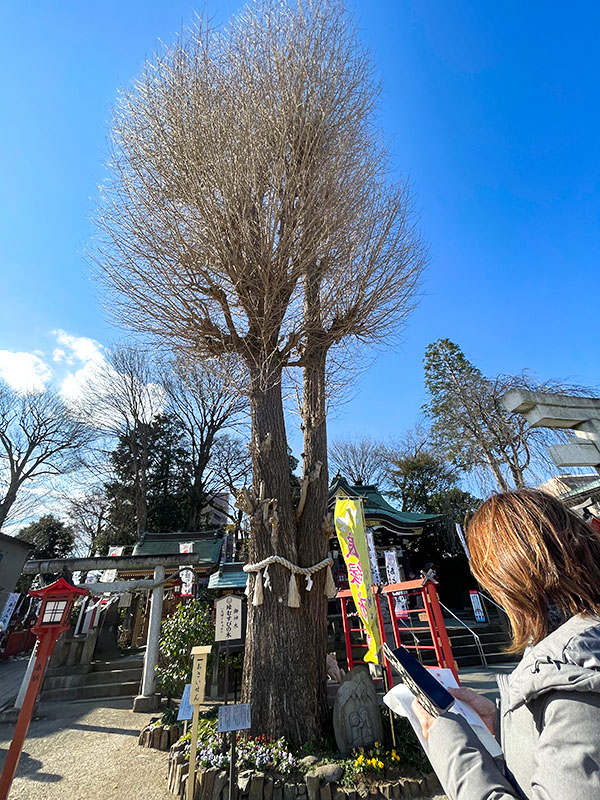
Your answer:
0,534 -> 32,612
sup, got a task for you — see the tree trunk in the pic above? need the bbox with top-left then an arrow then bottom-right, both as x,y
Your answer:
483,450 -> 510,492
242,364 -> 323,745
186,477 -> 205,531
0,480 -> 19,531
297,347 -> 330,732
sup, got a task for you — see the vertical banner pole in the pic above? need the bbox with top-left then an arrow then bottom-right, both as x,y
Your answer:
187,645 -> 212,800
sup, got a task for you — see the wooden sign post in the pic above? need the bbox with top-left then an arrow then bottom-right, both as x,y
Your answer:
218,704 -> 251,800
187,645 -> 212,800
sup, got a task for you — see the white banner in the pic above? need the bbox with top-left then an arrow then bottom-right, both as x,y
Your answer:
384,549 -> 408,619
179,542 -> 194,554
470,590 -> 486,623
455,523 -> 471,560
366,530 -> 381,585
101,546 -> 124,583
0,593 -> 20,633
180,567 -> 195,597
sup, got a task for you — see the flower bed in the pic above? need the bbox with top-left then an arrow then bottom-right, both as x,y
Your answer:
139,719 -> 185,751
162,706 -> 440,798
166,759 -> 441,799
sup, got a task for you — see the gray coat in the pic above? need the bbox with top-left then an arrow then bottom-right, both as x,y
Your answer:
427,614 -> 600,799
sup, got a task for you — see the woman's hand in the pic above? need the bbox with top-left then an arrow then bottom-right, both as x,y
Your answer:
411,698 -> 437,739
412,686 -> 497,740
449,687 -> 496,734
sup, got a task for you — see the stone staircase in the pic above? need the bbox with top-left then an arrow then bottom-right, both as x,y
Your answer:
445,621 -> 517,667
328,609 -> 518,672
40,651 -> 144,703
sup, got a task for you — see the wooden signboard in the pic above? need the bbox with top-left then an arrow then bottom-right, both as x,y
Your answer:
187,645 -> 212,800
215,595 -> 244,642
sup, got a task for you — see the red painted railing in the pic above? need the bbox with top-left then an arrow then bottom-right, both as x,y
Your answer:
336,578 -> 458,684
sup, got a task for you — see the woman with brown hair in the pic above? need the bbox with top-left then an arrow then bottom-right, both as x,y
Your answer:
413,489 -> 600,800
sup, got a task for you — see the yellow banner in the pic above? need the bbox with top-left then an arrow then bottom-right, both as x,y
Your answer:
334,497 -> 381,664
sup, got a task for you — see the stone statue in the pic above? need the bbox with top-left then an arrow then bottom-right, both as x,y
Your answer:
326,652 -> 345,683
333,665 -> 384,755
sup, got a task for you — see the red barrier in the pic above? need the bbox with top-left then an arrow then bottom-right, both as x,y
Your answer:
337,578 -> 458,684
0,630 -> 35,660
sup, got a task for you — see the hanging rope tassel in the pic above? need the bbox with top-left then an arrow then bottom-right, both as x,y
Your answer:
263,565 -> 272,591
253,570 -> 264,606
287,572 -> 301,608
324,564 -> 337,598
243,555 -> 333,609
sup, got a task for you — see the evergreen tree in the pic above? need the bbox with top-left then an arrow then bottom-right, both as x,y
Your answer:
101,414 -> 193,552
424,338 -> 533,490
18,514 -> 75,560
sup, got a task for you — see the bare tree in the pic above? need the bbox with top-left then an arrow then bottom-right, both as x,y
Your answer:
328,436 -> 387,485
95,0 -> 425,742
79,344 -> 162,537
424,338 -> 590,492
65,487 -> 110,555
161,357 -> 248,530
0,384 -> 92,530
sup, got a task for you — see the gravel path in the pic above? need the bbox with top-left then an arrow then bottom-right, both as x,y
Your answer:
0,697 -> 171,800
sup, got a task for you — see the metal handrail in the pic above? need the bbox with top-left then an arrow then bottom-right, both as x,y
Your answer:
478,591 -> 510,626
438,600 -> 488,667
394,615 -> 423,662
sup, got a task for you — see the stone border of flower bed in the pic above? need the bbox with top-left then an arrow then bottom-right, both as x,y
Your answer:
166,757 -> 442,799
139,720 -> 185,751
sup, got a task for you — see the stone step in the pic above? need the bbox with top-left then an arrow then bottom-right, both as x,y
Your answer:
455,652 -> 519,667
40,680 -> 140,703
449,631 -> 511,646
92,657 -> 144,672
43,673 -> 90,691
451,643 -> 510,658
86,667 -> 143,686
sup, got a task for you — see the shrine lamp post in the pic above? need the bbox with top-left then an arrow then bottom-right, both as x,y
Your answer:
0,577 -> 88,800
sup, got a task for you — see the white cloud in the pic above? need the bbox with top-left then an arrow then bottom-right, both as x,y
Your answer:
52,330 -> 105,366
52,348 -> 67,363
52,330 -> 107,404
0,351 -> 52,393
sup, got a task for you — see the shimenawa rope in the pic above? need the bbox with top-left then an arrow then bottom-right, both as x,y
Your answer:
243,555 -> 337,608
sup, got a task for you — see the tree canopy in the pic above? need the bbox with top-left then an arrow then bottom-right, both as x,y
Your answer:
17,514 -> 75,560
423,338 -> 578,491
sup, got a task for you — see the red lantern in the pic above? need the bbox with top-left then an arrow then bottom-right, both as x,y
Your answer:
0,577 -> 88,800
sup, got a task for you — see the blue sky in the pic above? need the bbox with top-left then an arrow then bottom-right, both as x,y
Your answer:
0,0 -> 598,451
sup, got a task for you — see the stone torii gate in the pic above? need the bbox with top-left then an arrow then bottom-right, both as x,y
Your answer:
502,388 -> 600,471
21,553 -> 214,712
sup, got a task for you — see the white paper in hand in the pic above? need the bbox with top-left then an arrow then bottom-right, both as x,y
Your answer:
383,667 -> 502,759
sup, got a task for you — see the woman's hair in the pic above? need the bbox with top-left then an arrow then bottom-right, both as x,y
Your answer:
467,489 -> 600,652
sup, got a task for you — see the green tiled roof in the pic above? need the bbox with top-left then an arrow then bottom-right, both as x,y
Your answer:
208,562 -> 248,590
561,477 -> 600,499
328,475 -> 439,536
132,529 -> 223,567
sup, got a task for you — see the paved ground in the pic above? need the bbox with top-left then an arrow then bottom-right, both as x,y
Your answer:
459,661 -> 515,699
0,697 -> 171,800
0,662 -> 517,800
